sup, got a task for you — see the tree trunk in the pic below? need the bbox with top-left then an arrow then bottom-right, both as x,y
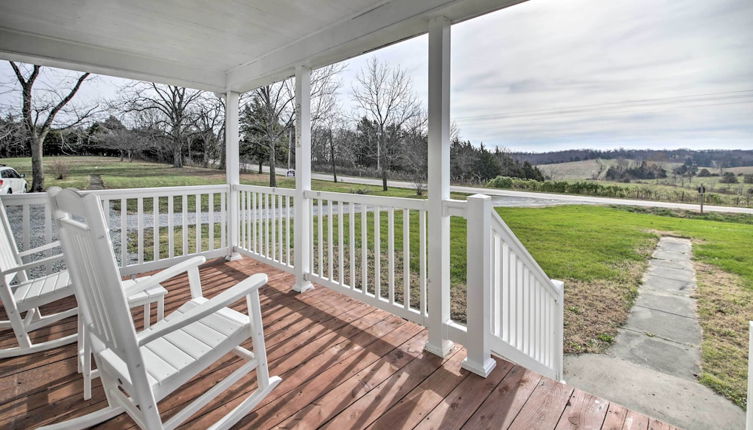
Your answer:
219,132 -> 226,170
258,159 -> 263,174
29,133 -> 45,192
329,129 -> 337,183
379,133 -> 387,191
269,144 -> 277,188
173,144 -> 183,168
287,128 -> 294,170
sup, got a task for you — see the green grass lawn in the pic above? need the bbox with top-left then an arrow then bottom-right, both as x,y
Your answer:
497,205 -> 753,407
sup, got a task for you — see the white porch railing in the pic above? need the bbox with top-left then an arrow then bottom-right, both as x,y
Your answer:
235,184 -> 295,271
1,185 -> 230,276
445,195 -> 564,381
1,185 -> 563,380
487,204 -> 564,380
303,190 -> 429,325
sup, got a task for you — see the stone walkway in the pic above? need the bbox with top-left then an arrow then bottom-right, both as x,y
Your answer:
565,237 -> 744,430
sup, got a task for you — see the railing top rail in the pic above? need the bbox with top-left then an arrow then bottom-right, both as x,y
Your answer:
443,199 -> 467,217
303,189 -> 429,211
490,209 -> 561,298
93,184 -> 229,198
0,184 -> 231,204
235,184 -> 296,196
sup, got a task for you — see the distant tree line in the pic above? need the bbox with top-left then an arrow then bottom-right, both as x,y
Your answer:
512,148 -> 753,169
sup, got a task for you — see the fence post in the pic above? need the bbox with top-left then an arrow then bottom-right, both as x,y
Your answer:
462,194 -> 496,377
552,279 -> 565,382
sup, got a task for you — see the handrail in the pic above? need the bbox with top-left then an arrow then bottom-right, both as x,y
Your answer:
235,184 -> 295,196
93,184 -> 229,199
303,190 -> 428,211
489,210 -> 560,299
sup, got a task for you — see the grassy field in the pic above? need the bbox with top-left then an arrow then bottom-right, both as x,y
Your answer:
532,158 -> 753,208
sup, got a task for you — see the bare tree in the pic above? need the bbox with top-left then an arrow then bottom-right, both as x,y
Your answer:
242,64 -> 343,187
194,95 -> 225,168
5,62 -> 95,191
402,113 -> 428,195
352,58 -> 420,191
119,83 -> 203,168
241,82 -> 293,187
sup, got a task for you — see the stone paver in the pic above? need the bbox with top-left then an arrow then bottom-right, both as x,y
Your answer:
565,236 -> 745,430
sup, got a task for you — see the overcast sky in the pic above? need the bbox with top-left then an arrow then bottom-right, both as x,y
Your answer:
2,0 -> 752,152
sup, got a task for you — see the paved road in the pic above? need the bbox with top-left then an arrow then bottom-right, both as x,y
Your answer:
254,165 -> 753,214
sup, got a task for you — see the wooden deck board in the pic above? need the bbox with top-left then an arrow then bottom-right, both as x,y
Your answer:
0,257 -> 680,430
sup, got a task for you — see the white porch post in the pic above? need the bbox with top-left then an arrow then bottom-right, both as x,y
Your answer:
463,194 -> 496,376
293,65 -> 313,293
225,91 -> 242,260
425,16 -> 453,358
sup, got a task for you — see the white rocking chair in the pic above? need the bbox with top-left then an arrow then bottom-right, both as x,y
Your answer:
45,188 -> 281,430
0,198 -> 167,400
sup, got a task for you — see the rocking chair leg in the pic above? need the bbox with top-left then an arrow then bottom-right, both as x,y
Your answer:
82,338 -> 92,400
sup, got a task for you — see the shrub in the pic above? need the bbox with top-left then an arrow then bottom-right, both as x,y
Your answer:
50,160 -> 69,180
720,172 -> 738,184
487,176 -> 513,189
744,174 -> 753,184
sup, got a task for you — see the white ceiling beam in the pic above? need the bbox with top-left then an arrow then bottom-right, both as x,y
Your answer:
0,27 -> 227,92
226,0 -> 526,92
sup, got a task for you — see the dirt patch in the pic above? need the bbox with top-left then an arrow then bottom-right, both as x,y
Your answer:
564,252 -> 653,354
695,261 -> 753,408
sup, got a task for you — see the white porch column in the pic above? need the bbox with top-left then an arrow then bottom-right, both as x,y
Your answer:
425,16 -> 453,358
225,91 -> 242,260
293,65 -> 313,293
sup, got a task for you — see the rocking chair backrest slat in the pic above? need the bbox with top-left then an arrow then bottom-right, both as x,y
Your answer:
49,188 -> 149,393
0,201 -> 23,287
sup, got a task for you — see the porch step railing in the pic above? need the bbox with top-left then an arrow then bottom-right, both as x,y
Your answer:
457,194 -> 564,381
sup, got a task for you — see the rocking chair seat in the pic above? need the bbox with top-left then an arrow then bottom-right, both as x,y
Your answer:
12,269 -> 167,313
13,270 -> 72,312
98,297 -> 251,400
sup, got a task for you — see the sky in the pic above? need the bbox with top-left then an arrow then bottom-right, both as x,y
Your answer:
1,0 -> 752,153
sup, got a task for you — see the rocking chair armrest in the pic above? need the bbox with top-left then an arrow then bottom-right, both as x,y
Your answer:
18,240 -> 62,258
0,254 -> 64,276
137,273 -> 268,346
122,256 -> 206,297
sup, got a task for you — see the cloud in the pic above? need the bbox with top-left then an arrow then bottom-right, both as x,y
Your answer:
1,0 -> 751,152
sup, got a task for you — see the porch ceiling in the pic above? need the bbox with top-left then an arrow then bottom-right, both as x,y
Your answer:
0,0 -> 525,92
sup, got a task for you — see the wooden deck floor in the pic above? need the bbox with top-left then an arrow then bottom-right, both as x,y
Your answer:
1,258 -> 679,430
